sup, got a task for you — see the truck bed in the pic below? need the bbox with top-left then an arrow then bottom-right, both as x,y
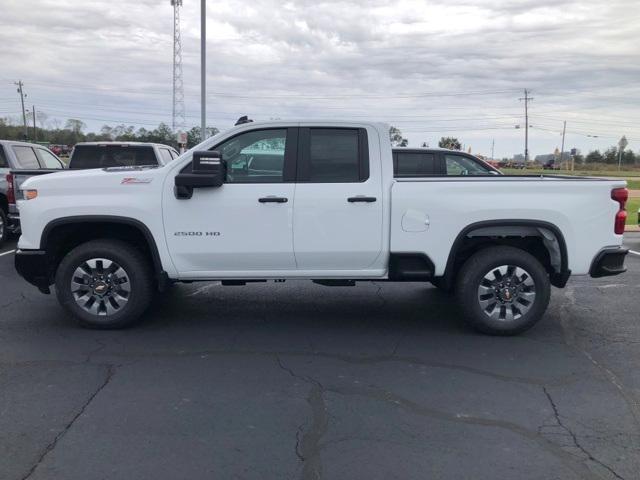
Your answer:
391,175 -> 626,276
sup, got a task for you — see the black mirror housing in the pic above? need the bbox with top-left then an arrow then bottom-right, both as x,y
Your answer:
174,151 -> 226,199
192,150 -> 226,185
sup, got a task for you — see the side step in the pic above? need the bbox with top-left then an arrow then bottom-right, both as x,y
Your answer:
221,280 -> 267,286
312,279 -> 356,287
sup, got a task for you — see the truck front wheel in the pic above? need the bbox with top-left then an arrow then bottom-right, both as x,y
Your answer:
55,239 -> 154,329
455,246 -> 551,335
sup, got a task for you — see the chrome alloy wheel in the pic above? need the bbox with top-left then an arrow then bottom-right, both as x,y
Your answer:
477,265 -> 536,322
70,258 -> 131,316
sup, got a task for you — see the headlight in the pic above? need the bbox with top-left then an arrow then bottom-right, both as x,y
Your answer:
23,189 -> 38,200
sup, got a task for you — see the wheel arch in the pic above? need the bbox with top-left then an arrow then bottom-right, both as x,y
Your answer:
41,215 -> 168,290
440,219 -> 570,290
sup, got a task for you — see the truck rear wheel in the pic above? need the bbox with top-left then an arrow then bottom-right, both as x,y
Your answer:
455,246 -> 550,335
55,239 -> 154,329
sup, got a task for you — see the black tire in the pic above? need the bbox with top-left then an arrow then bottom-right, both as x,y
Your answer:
455,246 -> 551,336
55,239 -> 154,329
0,208 -> 7,248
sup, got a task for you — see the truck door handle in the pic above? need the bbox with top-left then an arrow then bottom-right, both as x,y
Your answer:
259,196 -> 288,203
348,196 -> 377,203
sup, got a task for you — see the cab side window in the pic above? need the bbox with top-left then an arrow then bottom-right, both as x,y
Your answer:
159,149 -> 174,164
216,129 -> 288,183
299,128 -> 368,183
445,154 -> 493,176
12,146 -> 40,169
36,148 -> 64,169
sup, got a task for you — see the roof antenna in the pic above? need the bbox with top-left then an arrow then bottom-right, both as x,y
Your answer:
235,115 -> 253,126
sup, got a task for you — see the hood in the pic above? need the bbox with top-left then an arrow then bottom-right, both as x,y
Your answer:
21,165 -> 164,192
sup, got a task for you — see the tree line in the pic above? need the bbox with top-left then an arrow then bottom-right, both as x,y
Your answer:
0,117 -> 219,149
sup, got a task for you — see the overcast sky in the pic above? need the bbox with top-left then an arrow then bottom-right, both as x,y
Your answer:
1,0 -> 639,158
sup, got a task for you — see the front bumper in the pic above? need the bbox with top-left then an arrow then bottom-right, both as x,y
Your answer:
589,247 -> 628,278
15,249 -> 51,294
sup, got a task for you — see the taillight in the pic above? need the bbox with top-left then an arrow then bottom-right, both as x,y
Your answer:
6,173 -> 15,204
611,187 -> 628,235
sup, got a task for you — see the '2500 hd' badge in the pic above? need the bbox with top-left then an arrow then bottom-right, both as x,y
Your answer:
174,231 -> 221,237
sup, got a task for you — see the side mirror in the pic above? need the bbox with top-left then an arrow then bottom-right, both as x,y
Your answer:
174,150 -> 226,199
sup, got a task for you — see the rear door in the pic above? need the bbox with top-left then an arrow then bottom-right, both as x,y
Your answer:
292,127 -> 384,271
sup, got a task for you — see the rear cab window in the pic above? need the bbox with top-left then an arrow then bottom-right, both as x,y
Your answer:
12,145 -> 41,169
69,145 -> 158,169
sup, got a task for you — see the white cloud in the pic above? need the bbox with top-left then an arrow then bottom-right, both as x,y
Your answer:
1,0 -> 639,157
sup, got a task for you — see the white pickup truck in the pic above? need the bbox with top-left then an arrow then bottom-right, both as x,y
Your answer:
14,120 -> 629,335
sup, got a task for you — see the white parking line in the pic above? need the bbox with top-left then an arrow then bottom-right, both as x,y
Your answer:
0,249 -> 16,257
629,250 -> 640,256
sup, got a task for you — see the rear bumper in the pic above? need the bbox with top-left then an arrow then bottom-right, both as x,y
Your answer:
589,247 -> 628,278
15,249 -> 51,294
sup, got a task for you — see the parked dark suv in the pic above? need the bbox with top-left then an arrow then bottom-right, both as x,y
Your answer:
392,148 -> 501,177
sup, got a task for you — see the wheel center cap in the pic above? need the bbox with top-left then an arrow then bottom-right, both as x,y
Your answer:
501,288 -> 513,301
94,282 -> 108,295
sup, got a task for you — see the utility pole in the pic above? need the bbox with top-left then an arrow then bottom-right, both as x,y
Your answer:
519,89 -> 534,162
559,120 -> 566,169
491,139 -> 495,161
15,81 -> 28,140
32,105 -> 37,142
171,0 -> 185,135
200,0 -> 206,141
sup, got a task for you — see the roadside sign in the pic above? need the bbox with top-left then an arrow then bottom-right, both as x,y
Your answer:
177,131 -> 187,145
618,136 -> 628,150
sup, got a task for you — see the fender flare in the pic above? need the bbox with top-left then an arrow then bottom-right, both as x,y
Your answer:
41,215 -> 167,287
441,219 -> 570,288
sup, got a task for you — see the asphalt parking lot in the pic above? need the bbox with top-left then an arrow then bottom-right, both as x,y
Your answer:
1,235 -> 639,480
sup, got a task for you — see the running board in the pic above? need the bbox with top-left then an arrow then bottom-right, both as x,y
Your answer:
312,279 -> 356,287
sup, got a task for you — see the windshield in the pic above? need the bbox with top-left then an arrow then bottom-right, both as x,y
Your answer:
69,145 -> 158,169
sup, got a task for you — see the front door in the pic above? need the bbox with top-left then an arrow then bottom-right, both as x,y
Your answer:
293,127 -> 384,272
163,128 -> 298,276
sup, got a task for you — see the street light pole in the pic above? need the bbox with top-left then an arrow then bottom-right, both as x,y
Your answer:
559,120 -> 566,169
200,0 -> 206,141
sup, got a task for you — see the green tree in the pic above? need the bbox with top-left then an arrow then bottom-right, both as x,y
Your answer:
623,150 -> 637,165
585,150 -> 604,163
389,126 -> 408,147
186,126 -> 220,148
603,147 -> 618,165
438,136 -> 461,150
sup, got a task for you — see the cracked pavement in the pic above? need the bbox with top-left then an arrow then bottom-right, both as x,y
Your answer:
1,234 -> 639,480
